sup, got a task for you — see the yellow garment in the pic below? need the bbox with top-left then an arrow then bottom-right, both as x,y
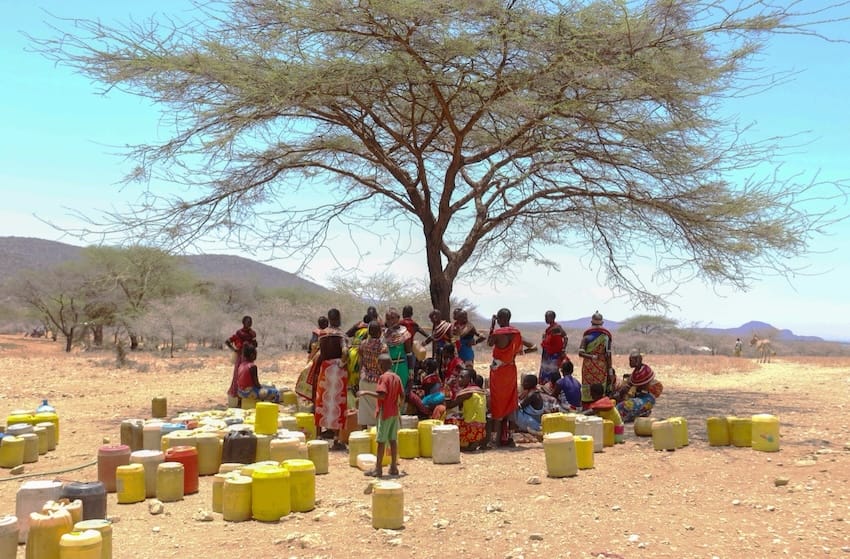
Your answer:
462,392 -> 486,424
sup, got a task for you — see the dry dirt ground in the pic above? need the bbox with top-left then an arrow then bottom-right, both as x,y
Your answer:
1,335 -> 849,559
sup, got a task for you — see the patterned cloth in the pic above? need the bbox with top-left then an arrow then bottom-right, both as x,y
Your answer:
385,325 -> 411,389
315,358 -> 348,431
227,326 -> 257,397
580,327 -> 613,404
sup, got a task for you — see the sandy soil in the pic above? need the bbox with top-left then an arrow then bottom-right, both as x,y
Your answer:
0,335 -> 848,559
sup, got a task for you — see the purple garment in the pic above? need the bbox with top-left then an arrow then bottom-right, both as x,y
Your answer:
556,375 -> 582,410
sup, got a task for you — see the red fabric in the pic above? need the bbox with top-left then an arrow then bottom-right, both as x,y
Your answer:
236,361 -> 257,392
489,326 -> 523,419
314,359 -> 348,430
399,318 -> 419,338
540,323 -> 566,355
589,396 -> 615,411
229,327 -> 257,351
376,371 -> 403,419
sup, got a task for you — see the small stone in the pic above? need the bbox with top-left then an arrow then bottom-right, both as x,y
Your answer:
732,499 -> 741,506
774,477 -> 790,487
628,534 -> 640,543
766,505 -> 776,512
486,503 -> 504,513
148,500 -> 164,515
152,526 -> 160,533
684,525 -> 695,531
843,442 -> 850,451
795,459 -> 817,467
193,509 -> 214,522
434,519 -> 450,529
9,465 -> 25,475
102,437 -> 111,444
505,548 -> 524,559
526,476 -> 541,485
612,505 -> 621,511
529,533 -> 544,541
841,545 -> 850,552
638,542 -> 648,549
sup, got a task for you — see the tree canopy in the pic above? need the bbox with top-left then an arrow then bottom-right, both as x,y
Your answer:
36,0 -> 850,315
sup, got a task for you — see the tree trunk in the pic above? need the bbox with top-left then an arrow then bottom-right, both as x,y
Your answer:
170,330 -> 175,358
425,239 -> 452,318
129,333 -> 139,350
64,327 -> 74,353
93,325 -> 104,347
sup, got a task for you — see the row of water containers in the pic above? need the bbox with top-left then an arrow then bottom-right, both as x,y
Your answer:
634,413 -> 779,452
1,400 -> 61,468
4,479 -> 113,559
349,416 -> 463,468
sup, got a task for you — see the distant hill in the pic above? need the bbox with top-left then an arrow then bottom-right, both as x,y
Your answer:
514,317 -> 824,343
0,236 -> 328,293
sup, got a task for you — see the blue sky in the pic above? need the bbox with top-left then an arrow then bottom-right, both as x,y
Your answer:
2,1 -> 849,341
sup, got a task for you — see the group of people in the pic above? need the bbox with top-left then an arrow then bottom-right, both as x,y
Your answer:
223,306 -> 665,474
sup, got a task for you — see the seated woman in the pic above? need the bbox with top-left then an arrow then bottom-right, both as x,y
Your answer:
514,374 -> 546,437
236,346 -> 281,403
406,358 -> 446,419
614,351 -> 663,423
443,368 -> 487,451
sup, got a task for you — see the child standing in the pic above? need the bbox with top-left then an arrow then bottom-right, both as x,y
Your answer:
357,354 -> 403,478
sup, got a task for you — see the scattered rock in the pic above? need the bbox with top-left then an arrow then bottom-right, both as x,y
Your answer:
774,477 -> 790,487
388,538 -> 402,546
526,476 -> 541,485
193,509 -> 214,522
844,442 -> 850,451
486,503 -> 504,513
529,533 -> 544,541
9,465 -> 25,475
628,534 -> 640,543
766,505 -> 776,512
795,459 -> 817,467
732,499 -> 741,506
434,519 -> 450,529
612,505 -> 621,511
505,548 -> 524,559
152,526 -> 160,533
102,437 -> 110,444
148,500 -> 164,515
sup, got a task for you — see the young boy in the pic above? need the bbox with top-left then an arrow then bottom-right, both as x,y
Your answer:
236,346 -> 281,403
357,353 -> 403,478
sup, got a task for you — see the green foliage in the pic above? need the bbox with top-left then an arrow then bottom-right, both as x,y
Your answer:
619,314 -> 680,335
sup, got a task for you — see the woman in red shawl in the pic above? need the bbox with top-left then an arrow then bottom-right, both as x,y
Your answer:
225,315 -> 257,400
486,308 -> 536,448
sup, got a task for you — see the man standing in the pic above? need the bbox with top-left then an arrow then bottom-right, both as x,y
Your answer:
312,308 -> 349,450
487,308 -> 536,448
539,310 -> 569,384
577,311 -> 613,409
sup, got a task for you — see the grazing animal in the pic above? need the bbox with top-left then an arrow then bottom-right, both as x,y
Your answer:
750,334 -> 773,363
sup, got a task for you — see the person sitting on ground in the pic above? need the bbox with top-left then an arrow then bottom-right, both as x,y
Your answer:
441,343 -> 464,399
548,360 -> 582,412
583,382 -> 625,443
443,367 -> 488,451
614,350 -> 664,423
405,358 -> 446,420
514,374 -> 545,437
236,346 -> 281,403
357,354 -> 402,478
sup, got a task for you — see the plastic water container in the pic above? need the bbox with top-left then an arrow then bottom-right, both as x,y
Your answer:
43,499 -> 83,526
751,414 -> 780,452
61,482 -> 106,521
6,423 -> 34,437
574,435 -> 594,469
431,425 -> 460,464
251,464 -> 291,521
16,479 -> 63,543
652,420 -> 677,451
729,416 -> 752,447
575,416 -> 604,453
151,396 -> 167,419
306,440 -> 329,475
372,481 -> 404,530
165,446 -> 199,494
161,430 -> 196,452
142,421 -> 164,451
34,426 -> 49,455
269,437 -> 300,462
397,428 -> 420,459
116,464 -> 146,504
0,435 -> 25,468
37,421 -> 58,451
279,415 -> 299,432
222,475 -> 253,522
282,459 -> 315,512
348,431 -> 372,467
706,416 -> 731,446
194,432 -> 222,476
33,410 -> 60,445
614,423 -> 625,444
400,415 -> 419,430
73,519 -> 112,559
26,509 -> 73,559
634,417 -> 656,436
254,433 -> 273,462
544,432 -> 578,478
367,427 -> 392,466
129,450 -> 165,498
59,529 -> 102,559
338,408 -> 359,444
97,445 -> 131,493
281,391 -> 298,407
602,419 -> 614,447
294,412 -> 316,440
21,433 -> 40,463
417,419 -> 443,458
156,462 -> 185,502
222,430 -> 257,464
6,411 -> 34,429
254,402 -> 279,436
119,419 -> 144,451
0,515 -> 18,559
668,416 -> 689,447
37,399 -> 56,414
541,412 -> 571,435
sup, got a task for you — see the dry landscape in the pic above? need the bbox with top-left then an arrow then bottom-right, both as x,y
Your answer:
0,334 -> 848,559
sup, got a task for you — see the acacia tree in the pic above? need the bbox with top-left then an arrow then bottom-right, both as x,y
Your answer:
619,314 -> 679,335
37,0 -> 849,316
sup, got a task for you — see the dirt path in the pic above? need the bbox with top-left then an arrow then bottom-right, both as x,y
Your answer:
0,336 -> 848,558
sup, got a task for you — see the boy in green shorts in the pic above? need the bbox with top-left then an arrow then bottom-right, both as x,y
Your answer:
357,353 -> 402,477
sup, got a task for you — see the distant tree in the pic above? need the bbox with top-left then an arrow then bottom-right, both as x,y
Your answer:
82,247 -> 196,349
134,294 -> 210,357
11,263 -> 92,352
37,0 -> 849,318
619,314 -> 679,335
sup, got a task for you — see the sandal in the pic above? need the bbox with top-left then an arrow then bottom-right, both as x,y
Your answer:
387,467 -> 400,476
330,441 -> 347,451
363,469 -> 382,478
